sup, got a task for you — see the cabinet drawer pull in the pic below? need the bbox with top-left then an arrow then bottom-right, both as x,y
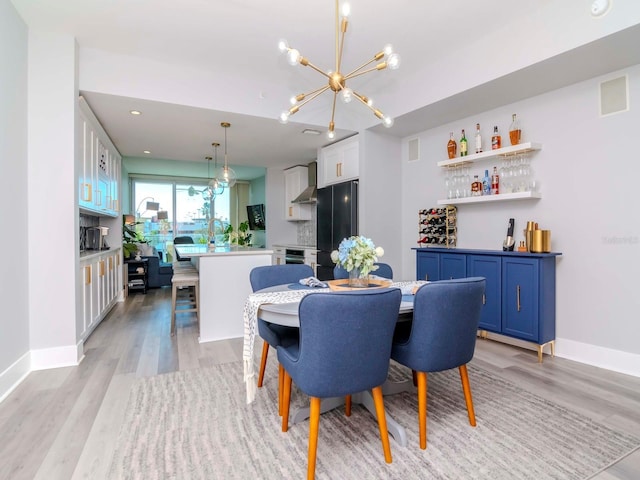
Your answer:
424,273 -> 428,281
109,257 -> 113,270
95,189 -> 102,206
82,184 -> 92,202
288,206 -> 292,217
100,260 -> 105,276
338,162 -> 343,177
113,199 -> 119,211
516,284 -> 521,312
85,265 -> 91,285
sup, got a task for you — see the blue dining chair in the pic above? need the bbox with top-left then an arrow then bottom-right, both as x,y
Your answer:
249,264 -> 314,410
333,262 -> 393,280
391,277 -> 485,450
278,288 -> 402,479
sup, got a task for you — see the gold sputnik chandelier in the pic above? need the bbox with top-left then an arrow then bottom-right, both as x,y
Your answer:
278,0 -> 400,139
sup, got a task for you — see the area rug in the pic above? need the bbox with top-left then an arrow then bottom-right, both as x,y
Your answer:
108,361 -> 639,480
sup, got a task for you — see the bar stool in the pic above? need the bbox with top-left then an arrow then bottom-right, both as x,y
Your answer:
171,270 -> 200,336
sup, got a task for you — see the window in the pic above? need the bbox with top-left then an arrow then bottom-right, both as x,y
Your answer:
132,179 -> 230,261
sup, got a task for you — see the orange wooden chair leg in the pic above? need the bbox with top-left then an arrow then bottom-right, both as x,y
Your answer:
308,397 -> 321,480
416,371 -> 428,450
459,364 -> 476,426
257,340 -> 269,388
281,370 -> 292,432
371,386 -> 392,463
345,394 -> 352,416
278,363 -> 284,416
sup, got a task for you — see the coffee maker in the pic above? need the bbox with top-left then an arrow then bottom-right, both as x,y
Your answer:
85,226 -> 110,250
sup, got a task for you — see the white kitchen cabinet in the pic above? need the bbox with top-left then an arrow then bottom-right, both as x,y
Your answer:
304,249 -> 318,275
79,248 -> 121,340
272,246 -> 285,265
284,165 -> 312,221
78,96 -> 121,217
318,135 -> 359,187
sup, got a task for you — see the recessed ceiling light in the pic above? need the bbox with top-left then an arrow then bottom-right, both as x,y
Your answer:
591,0 -> 611,17
130,110 -> 142,115
143,150 -> 151,154
302,128 -> 321,135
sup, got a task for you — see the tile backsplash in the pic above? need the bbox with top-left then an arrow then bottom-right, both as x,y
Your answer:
296,207 -> 317,247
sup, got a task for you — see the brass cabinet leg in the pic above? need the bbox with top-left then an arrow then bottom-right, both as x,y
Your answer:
537,345 -> 543,363
550,340 -> 556,357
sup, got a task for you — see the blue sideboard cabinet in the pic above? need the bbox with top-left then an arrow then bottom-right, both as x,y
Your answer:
414,248 -> 561,362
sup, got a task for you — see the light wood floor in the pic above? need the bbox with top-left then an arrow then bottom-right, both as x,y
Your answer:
1,286 -> 639,479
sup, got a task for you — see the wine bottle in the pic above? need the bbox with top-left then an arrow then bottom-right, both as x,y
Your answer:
447,132 -> 457,159
509,113 -> 521,145
491,166 -> 500,195
475,123 -> 482,154
491,126 -> 501,150
460,129 -> 468,157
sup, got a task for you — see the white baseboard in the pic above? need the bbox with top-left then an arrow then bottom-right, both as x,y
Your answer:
0,351 -> 31,403
30,342 -> 83,371
555,338 -> 640,378
480,332 -> 640,378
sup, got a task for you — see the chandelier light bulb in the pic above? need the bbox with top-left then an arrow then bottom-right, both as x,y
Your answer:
279,111 -> 290,124
387,53 -> 401,70
278,39 -> 288,53
341,2 -> 351,17
382,115 -> 394,128
289,95 -> 298,105
287,48 -> 301,66
383,44 -> 394,56
327,130 -> 336,140
340,87 -> 353,103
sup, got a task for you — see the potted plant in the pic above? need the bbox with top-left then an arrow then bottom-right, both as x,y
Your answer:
122,215 -> 148,259
222,220 -> 252,246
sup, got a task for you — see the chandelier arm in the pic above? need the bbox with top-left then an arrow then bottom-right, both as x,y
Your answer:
337,18 -> 348,73
345,64 -> 387,81
330,91 -> 338,125
344,58 -> 385,79
301,60 -> 332,79
290,85 -> 331,113
296,85 -> 330,101
334,0 -> 339,73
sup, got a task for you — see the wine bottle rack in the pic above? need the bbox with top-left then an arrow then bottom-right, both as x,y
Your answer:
417,206 -> 457,248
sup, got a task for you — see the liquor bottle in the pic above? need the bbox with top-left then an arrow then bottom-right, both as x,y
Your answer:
491,126 -> 501,150
509,113 -> 521,145
491,166 -> 500,195
447,132 -> 457,159
471,175 -> 482,196
482,169 -> 491,196
460,129 -> 468,157
475,123 -> 482,154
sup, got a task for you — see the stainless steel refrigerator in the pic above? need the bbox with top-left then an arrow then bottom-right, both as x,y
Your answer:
316,180 -> 358,280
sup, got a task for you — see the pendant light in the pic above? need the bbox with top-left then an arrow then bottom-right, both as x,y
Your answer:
207,142 -> 225,197
215,122 -> 237,188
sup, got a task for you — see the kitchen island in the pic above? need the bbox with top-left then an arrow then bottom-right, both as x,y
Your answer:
174,245 -> 273,343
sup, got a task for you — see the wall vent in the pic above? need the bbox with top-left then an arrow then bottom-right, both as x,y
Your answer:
600,75 -> 629,116
408,138 -> 420,162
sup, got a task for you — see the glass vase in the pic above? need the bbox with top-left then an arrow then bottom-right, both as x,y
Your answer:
348,268 -> 369,288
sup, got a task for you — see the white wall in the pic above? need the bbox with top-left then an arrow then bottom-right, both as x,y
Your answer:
27,30 -> 80,367
400,64 -> 640,375
359,131 -> 403,277
0,0 -> 30,399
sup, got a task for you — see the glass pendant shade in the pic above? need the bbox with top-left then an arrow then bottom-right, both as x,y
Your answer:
215,165 -> 237,188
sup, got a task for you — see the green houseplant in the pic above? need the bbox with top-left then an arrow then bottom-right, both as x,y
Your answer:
122,215 -> 148,259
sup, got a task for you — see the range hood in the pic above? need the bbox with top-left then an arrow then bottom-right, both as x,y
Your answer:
292,161 -> 317,204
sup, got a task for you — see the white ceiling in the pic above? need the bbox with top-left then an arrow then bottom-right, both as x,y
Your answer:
10,0 -> 640,177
